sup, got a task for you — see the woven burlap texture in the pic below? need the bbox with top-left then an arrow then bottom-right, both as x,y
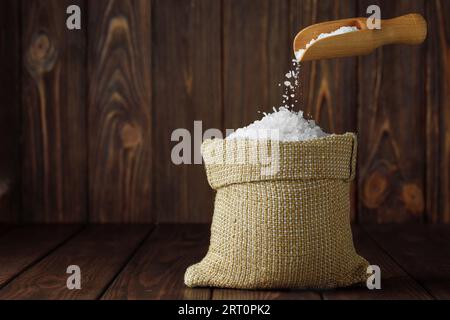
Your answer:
184,133 -> 369,289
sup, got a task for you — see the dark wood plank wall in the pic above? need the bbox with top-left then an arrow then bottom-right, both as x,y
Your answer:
426,0 -> 450,224
152,0 -> 221,223
0,0 -> 448,223
21,0 -> 87,222
0,0 -> 20,222
223,0 -> 291,129
88,0 -> 153,222
358,0 -> 427,224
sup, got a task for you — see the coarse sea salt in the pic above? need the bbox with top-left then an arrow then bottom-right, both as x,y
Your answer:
226,107 -> 328,142
295,26 -> 359,61
226,57 -> 328,142
227,25 -> 358,143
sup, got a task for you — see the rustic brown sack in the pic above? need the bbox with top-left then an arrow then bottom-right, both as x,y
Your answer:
185,133 -> 369,289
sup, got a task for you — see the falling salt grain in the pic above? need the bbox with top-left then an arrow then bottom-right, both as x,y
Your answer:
226,44 -> 331,142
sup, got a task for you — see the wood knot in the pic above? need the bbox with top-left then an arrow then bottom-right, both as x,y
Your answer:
184,72 -> 193,95
0,180 -> 9,197
31,34 -> 50,61
362,170 -> 390,208
401,183 -> 424,215
26,32 -> 58,77
120,123 -> 142,149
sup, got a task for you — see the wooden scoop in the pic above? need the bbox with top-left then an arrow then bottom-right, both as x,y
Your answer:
293,13 -> 427,62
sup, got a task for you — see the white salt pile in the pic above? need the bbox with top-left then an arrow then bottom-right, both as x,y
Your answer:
227,54 -> 328,142
295,26 -> 359,61
226,107 -> 328,141
226,24 -> 355,143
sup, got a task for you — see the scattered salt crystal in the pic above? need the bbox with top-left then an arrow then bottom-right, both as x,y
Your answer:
226,33 -> 339,142
295,26 -> 359,61
226,107 -> 328,142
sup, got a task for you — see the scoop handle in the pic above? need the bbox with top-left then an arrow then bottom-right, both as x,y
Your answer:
380,14 -> 427,45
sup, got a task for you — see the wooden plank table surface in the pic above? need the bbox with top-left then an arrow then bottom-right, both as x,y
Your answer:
0,224 -> 448,300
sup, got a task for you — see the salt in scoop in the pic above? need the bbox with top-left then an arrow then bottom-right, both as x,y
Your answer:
293,13 -> 427,62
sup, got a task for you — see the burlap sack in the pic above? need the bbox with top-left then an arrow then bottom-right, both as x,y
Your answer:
184,133 -> 369,289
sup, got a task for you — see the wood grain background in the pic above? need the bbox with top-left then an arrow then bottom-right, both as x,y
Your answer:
0,0 -> 448,224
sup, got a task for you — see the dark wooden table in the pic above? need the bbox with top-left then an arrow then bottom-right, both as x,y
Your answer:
0,224 -> 448,300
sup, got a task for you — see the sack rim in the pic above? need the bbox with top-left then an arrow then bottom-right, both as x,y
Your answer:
202,132 -> 355,148
201,133 -> 358,190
